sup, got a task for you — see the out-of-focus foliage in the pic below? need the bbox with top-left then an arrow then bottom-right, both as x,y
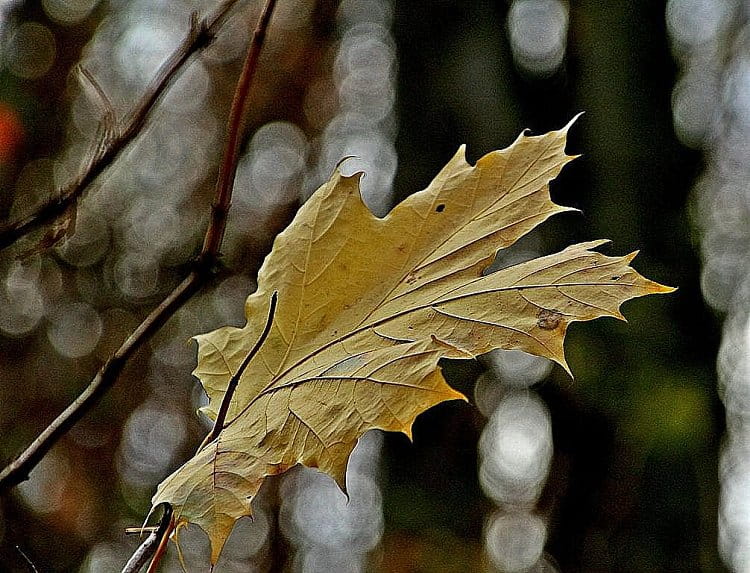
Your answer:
0,0 -> 730,572
665,2 -> 750,570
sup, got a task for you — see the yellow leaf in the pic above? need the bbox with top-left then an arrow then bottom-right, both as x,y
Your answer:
151,118 -> 674,563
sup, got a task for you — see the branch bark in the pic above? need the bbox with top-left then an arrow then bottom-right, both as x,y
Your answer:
200,0 -> 278,261
0,0 -> 240,253
0,0 -> 279,492
0,273 -> 200,490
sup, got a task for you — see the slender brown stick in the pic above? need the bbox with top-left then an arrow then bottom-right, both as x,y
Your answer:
0,0 -> 279,492
77,65 -> 115,127
120,504 -> 173,573
0,0 -> 240,253
200,291 -> 278,450
200,0 -> 278,262
0,273 -> 201,490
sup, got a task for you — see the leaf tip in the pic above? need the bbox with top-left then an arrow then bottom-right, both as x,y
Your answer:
329,464 -> 349,495
613,310 -> 627,322
334,154 -> 358,173
649,282 -> 678,295
624,251 -> 678,295
560,205 -> 582,216
624,250 -> 640,264
336,475 -> 350,501
402,425 -> 415,443
447,144 -> 469,170
563,112 -> 585,132
557,356 -> 573,379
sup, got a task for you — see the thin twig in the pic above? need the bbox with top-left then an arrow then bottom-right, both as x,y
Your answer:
121,504 -> 173,573
0,272 -> 201,490
16,545 -> 39,573
125,526 -> 159,536
199,0 -> 278,262
0,0 -> 240,253
200,290 -> 278,450
0,0 -> 279,492
77,65 -> 115,127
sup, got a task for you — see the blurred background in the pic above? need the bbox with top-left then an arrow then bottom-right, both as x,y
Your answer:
0,0 -> 741,571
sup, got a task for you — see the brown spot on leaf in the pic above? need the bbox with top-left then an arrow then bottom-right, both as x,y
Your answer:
537,308 -> 562,330
435,204 -> 445,213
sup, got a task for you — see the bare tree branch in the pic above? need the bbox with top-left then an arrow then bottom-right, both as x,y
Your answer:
0,272 -> 201,490
0,0 -> 241,253
0,0 -> 279,492
200,0 -> 278,262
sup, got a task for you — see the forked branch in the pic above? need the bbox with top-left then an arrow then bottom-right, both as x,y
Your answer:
0,0 -> 279,492
0,0 -> 240,253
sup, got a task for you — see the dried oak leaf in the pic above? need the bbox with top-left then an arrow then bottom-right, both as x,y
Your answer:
152,119 -> 674,562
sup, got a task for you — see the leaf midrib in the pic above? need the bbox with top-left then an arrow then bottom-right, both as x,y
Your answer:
227,265 -> 630,426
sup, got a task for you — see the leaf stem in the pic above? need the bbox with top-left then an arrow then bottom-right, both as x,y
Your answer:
145,512 -> 176,573
120,504 -> 173,573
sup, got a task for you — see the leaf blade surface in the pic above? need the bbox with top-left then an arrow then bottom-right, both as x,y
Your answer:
152,120 -> 673,562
